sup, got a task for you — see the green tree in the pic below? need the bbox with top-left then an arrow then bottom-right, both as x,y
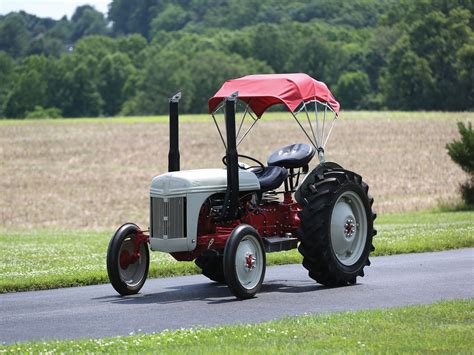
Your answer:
44,55 -> 70,113
0,14 -> 29,57
55,54 -> 103,117
72,36 -> 117,79
3,55 -> 51,118
27,36 -> 64,57
74,35 -> 116,55
380,0 -> 473,110
150,4 -> 188,34
4,71 -> 47,118
0,51 -> 15,117
364,26 -> 400,97
98,53 -> 136,116
335,71 -> 370,109
286,35 -> 334,84
122,48 -> 195,115
117,34 -> 148,66
67,63 -> 102,117
109,0 -> 159,39
249,24 -> 288,72
71,5 -> 108,41
49,16 -> 73,42
455,43 -> 474,107
381,36 -> 435,110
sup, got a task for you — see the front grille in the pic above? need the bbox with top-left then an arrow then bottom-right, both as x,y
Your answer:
151,197 -> 186,239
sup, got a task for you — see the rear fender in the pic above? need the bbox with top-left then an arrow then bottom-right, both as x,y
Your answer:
294,162 -> 343,207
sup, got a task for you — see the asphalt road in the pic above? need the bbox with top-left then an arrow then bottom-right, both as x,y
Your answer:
1,248 -> 473,344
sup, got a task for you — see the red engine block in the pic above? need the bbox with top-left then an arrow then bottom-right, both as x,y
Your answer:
171,192 -> 301,261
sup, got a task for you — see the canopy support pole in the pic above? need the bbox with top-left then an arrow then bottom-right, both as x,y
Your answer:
303,103 -> 319,148
290,111 -> 317,148
220,92 -> 240,221
212,111 -> 227,149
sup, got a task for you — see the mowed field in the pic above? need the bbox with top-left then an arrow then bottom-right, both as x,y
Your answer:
0,111 -> 472,230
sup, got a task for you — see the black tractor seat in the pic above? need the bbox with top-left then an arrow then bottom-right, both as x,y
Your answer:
267,143 -> 315,169
251,166 -> 288,192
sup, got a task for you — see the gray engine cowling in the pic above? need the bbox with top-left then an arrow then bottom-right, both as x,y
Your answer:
149,168 -> 260,252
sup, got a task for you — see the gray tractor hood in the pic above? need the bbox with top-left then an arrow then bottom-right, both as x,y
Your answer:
150,168 -> 260,196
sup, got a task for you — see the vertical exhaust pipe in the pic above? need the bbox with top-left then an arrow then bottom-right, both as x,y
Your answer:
222,91 -> 239,220
168,92 -> 181,172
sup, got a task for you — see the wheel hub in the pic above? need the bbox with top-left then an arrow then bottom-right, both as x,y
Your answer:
344,218 -> 356,238
244,253 -> 256,271
119,250 -> 139,270
120,250 -> 131,269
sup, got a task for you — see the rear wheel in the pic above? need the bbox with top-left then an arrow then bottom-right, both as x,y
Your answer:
298,168 -> 376,286
107,223 -> 149,295
224,225 -> 266,299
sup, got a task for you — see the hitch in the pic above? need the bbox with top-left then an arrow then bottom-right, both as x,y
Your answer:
317,147 -> 325,163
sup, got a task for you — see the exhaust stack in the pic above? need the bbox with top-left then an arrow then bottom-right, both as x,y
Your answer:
168,92 -> 181,172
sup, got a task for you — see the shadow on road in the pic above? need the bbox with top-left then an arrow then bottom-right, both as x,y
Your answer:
93,279 -> 348,306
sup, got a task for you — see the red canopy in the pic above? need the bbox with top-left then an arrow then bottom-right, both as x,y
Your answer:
208,73 -> 340,117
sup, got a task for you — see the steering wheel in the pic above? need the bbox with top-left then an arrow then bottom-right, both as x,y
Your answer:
222,154 -> 265,172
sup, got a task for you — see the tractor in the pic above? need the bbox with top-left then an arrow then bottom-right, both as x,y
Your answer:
106,73 -> 377,299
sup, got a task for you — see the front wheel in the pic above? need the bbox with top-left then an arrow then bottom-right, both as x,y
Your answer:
298,168 -> 376,286
107,223 -> 150,295
224,225 -> 266,299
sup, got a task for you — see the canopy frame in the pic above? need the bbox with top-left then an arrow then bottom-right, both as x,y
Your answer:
211,97 -> 337,163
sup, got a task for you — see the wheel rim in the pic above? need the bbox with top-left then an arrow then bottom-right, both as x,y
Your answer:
235,235 -> 263,290
330,191 -> 367,266
118,235 -> 148,287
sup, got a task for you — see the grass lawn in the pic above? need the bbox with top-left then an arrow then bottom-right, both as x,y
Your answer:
1,299 -> 472,353
1,210 -> 472,293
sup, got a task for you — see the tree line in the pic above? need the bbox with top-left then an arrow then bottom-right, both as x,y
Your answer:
0,0 -> 472,118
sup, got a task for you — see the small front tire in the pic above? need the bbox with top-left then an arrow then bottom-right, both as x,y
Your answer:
224,225 -> 266,299
107,223 -> 150,296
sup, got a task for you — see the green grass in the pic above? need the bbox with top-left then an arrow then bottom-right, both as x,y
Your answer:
373,209 -> 474,255
0,229 -> 198,293
1,299 -> 472,353
1,210 -> 472,294
0,110 -> 470,125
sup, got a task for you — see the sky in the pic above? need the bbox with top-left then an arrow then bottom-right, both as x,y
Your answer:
0,0 -> 110,19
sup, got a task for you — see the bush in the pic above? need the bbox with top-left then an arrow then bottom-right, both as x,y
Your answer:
25,106 -> 62,119
446,122 -> 474,208
459,180 -> 474,207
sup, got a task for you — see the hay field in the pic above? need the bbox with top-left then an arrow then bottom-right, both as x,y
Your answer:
0,111 -> 472,230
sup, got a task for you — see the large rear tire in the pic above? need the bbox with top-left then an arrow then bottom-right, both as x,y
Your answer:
224,225 -> 266,299
107,223 -> 149,295
297,168 -> 376,286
